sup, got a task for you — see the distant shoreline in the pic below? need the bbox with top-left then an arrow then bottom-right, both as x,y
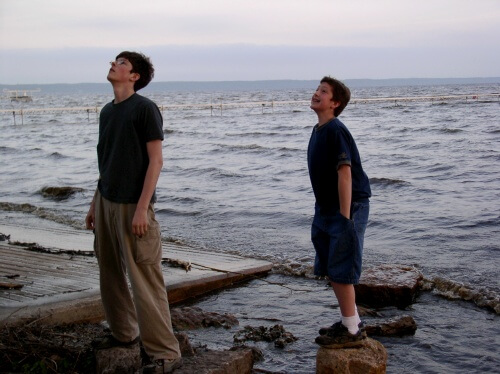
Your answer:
1,77 -> 499,94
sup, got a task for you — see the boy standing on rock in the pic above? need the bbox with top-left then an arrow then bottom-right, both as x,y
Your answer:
85,51 -> 182,372
307,77 -> 371,348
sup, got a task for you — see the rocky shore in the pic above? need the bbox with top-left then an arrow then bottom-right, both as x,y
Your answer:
1,263 -> 428,373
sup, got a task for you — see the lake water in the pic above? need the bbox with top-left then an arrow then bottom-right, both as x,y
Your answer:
0,81 -> 499,373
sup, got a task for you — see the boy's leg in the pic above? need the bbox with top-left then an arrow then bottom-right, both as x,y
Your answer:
331,282 -> 356,317
94,192 -> 139,343
332,201 -> 369,334
331,282 -> 360,334
116,203 -> 181,361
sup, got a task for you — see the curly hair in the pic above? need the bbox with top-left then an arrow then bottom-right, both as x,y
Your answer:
116,51 -> 155,91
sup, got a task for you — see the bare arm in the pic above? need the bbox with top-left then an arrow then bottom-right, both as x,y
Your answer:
132,139 -> 163,236
85,188 -> 98,230
338,164 -> 352,219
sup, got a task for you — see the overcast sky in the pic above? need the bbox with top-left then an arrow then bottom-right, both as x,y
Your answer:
1,0 -> 499,84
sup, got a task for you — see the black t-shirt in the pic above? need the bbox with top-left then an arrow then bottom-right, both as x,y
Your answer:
307,118 -> 371,215
97,93 -> 164,204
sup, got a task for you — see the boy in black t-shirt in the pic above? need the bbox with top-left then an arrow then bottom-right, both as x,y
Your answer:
307,77 -> 371,348
86,51 -> 182,372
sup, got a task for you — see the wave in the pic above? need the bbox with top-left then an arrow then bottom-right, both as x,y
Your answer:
220,143 -> 265,151
166,195 -> 204,204
226,131 -> 281,137
0,202 -> 83,229
173,166 -> 241,179
0,146 -> 18,154
156,207 -> 201,217
369,177 -> 410,187
439,128 -> 463,134
50,152 -> 66,159
424,276 -> 500,314
454,215 -> 500,230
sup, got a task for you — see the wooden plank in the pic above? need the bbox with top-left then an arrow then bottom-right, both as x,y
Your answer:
0,223 -> 272,326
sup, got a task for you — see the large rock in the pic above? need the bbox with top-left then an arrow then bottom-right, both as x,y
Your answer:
233,324 -> 298,348
365,315 -> 417,337
171,306 -> 239,330
95,344 -> 142,374
40,186 -> 84,200
355,265 -> 423,308
316,338 -> 387,374
176,332 -> 196,357
428,277 -> 500,314
175,348 -> 254,374
95,332 -> 194,373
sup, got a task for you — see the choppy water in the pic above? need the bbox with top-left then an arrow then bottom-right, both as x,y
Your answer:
1,82 -> 499,372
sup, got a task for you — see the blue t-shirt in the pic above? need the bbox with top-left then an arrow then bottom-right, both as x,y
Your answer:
307,118 -> 371,215
97,93 -> 164,204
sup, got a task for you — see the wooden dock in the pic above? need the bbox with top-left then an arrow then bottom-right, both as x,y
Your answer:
0,222 -> 273,326
1,93 -> 498,118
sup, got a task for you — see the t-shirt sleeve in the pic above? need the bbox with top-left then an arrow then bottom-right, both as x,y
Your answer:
140,101 -> 164,142
333,127 -> 352,169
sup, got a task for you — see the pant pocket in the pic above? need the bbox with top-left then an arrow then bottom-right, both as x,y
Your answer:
134,219 -> 162,264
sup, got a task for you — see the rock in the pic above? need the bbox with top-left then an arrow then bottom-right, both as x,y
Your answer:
357,305 -> 381,317
230,345 -> 264,362
40,186 -> 84,200
175,332 -> 195,357
175,348 -> 254,374
233,324 -> 298,348
429,277 -> 500,314
365,315 -> 417,337
316,338 -> 387,374
272,260 -> 315,277
171,306 -> 239,330
355,264 -> 423,308
95,344 -> 142,374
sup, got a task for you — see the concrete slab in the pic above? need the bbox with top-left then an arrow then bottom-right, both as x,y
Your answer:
0,223 -> 273,326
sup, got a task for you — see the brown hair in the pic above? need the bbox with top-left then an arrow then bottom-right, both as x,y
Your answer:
320,76 -> 351,117
116,51 -> 155,91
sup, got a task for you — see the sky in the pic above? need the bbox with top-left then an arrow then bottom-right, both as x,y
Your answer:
0,0 -> 499,84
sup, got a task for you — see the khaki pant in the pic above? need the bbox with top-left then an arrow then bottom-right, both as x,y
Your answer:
94,191 -> 180,360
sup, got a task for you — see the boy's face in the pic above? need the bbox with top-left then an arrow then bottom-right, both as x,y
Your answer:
310,82 -> 339,115
107,57 -> 138,86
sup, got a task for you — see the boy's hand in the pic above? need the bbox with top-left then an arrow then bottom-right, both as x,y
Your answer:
85,203 -> 95,230
132,207 -> 149,237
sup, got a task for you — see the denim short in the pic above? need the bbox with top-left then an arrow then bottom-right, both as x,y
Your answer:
311,201 -> 369,284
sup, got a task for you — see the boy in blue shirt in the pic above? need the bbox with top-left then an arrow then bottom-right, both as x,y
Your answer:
307,77 -> 371,348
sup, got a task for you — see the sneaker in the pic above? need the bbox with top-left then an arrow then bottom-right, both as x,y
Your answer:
92,334 -> 140,350
138,357 -> 183,373
315,323 -> 366,349
319,321 -> 366,337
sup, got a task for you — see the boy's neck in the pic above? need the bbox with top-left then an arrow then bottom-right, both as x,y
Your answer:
317,113 -> 335,127
112,83 -> 136,104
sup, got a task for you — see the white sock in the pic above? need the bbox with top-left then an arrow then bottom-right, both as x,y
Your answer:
355,306 -> 362,325
342,314 -> 360,334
